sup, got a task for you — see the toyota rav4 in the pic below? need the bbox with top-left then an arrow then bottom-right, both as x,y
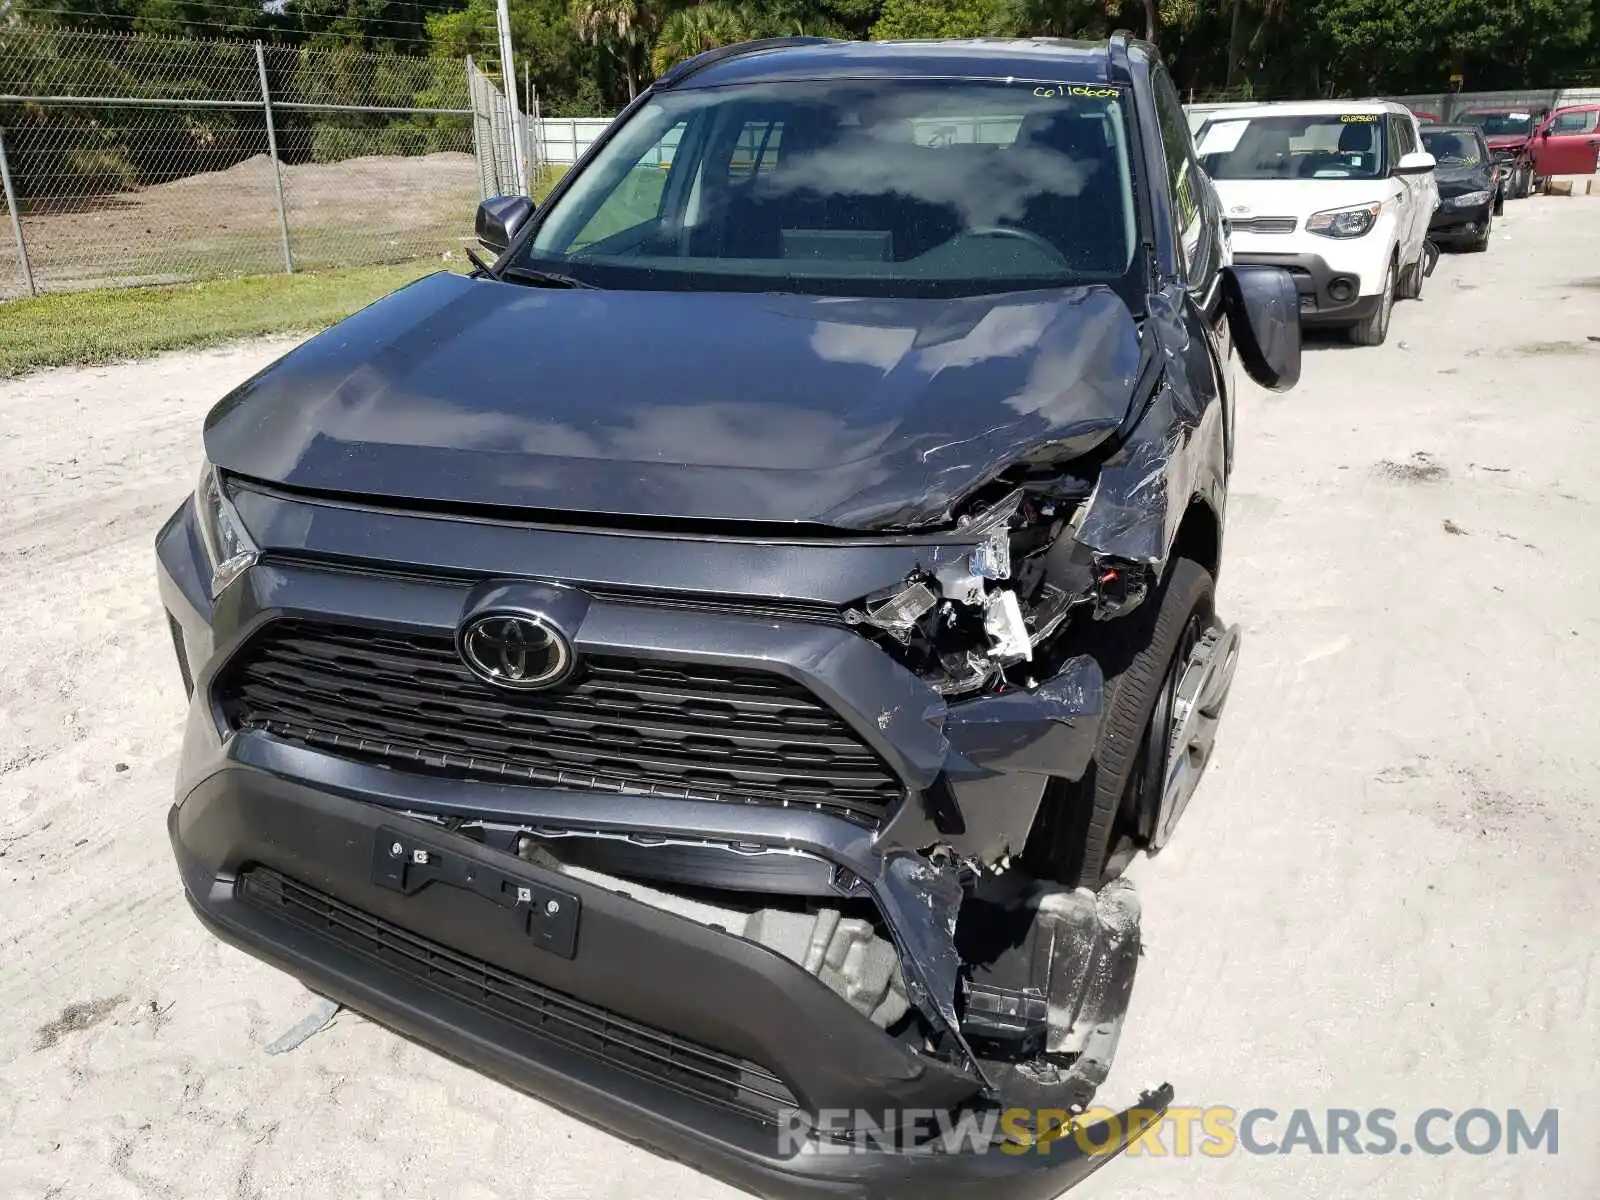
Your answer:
156,35 -> 1299,1200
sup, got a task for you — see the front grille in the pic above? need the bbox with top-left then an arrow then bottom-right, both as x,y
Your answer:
1230,215 -> 1296,234
217,619 -> 903,822
236,868 -> 798,1121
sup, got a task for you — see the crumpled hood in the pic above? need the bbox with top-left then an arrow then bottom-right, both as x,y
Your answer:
1434,163 -> 1492,197
204,271 -> 1142,531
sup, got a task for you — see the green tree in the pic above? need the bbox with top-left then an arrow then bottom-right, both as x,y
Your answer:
869,0 -> 1010,38
1311,0 -> 1590,93
570,0 -> 662,100
650,3 -> 752,74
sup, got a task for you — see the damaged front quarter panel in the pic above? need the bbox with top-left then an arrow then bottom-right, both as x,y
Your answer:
1074,288 -> 1226,567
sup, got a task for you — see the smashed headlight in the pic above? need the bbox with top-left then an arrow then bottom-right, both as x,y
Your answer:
845,490 -> 1095,698
843,486 -> 1157,698
195,464 -> 259,598
846,579 -> 938,641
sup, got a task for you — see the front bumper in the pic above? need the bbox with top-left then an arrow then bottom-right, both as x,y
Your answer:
1230,251 -> 1379,326
156,484 -> 1158,1197
172,762 -> 1168,1199
1429,200 -> 1492,239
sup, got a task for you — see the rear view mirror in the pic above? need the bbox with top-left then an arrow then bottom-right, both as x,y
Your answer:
476,195 -> 534,253
1395,150 -> 1436,175
1223,265 -> 1301,392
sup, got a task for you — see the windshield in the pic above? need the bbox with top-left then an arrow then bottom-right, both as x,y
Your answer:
516,79 -> 1138,297
1420,130 -> 1483,165
1461,111 -> 1533,137
1196,113 -> 1389,180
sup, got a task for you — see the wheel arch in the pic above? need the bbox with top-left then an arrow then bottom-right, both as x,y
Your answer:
1170,495 -> 1224,582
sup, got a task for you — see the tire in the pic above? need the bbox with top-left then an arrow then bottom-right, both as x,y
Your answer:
1512,166 -> 1531,200
1493,187 -> 1505,217
1397,252 -> 1424,300
1348,259 -> 1395,347
1022,559 -> 1216,890
1470,210 -> 1492,252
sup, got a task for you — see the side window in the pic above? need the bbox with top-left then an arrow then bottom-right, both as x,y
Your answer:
727,119 -> 783,181
1150,67 -> 1205,276
1551,109 -> 1599,135
1398,117 -> 1419,156
566,120 -> 686,251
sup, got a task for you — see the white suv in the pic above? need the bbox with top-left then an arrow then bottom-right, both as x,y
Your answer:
1194,100 -> 1439,346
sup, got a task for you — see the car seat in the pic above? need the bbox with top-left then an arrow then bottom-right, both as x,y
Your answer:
1336,122 -> 1377,174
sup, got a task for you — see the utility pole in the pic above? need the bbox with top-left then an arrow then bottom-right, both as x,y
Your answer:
495,0 -> 530,196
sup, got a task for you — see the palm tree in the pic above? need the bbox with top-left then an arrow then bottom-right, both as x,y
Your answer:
650,2 -> 751,76
570,0 -> 659,100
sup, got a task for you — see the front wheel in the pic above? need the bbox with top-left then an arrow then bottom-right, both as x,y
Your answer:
1470,210 -> 1492,252
1023,559 -> 1218,890
1397,251 -> 1425,300
1348,260 -> 1395,346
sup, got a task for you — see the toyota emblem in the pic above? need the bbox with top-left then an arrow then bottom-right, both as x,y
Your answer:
459,613 -> 574,691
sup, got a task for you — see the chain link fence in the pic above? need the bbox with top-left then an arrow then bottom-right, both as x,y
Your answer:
0,29 -> 522,299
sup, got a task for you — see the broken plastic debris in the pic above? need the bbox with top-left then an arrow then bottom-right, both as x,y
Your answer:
264,994 -> 341,1055
984,589 -> 1033,662
970,528 -> 1012,581
860,581 -> 938,636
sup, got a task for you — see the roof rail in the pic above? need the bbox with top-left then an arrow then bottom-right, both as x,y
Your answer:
654,37 -> 845,90
1107,29 -> 1135,84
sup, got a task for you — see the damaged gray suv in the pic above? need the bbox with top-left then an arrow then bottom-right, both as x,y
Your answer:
157,33 -> 1301,1199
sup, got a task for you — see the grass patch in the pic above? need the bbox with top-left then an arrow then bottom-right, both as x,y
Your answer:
0,262 -> 448,378
533,164 -> 570,202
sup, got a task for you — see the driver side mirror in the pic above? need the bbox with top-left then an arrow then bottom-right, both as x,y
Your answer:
476,195 -> 534,253
1395,150 -> 1436,175
1222,265 -> 1301,392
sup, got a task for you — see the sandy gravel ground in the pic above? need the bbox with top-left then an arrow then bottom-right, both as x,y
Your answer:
1,153 -> 480,298
2,198 -> 1599,1200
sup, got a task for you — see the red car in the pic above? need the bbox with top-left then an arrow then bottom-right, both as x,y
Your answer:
1530,103 -> 1600,182
1458,107 -> 1544,198
1410,110 -> 1442,125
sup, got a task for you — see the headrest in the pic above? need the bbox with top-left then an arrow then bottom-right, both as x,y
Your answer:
1338,122 -> 1374,152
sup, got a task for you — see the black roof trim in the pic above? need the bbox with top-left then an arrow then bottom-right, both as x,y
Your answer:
1107,30 -> 1135,85
654,37 -> 847,90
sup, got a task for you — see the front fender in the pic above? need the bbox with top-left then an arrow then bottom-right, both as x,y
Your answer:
1073,292 -> 1229,569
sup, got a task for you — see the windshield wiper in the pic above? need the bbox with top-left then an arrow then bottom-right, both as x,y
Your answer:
499,264 -> 597,290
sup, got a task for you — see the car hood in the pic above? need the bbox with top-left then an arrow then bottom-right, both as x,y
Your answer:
204,271 -> 1142,532
1212,178 -> 1387,220
1483,134 -> 1529,151
1434,163 -> 1492,193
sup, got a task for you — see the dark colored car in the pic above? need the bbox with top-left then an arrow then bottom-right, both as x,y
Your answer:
1422,125 -> 1499,250
156,35 -> 1300,1200
1458,106 -> 1545,198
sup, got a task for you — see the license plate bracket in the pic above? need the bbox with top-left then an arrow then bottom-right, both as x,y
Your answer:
371,825 -> 580,959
